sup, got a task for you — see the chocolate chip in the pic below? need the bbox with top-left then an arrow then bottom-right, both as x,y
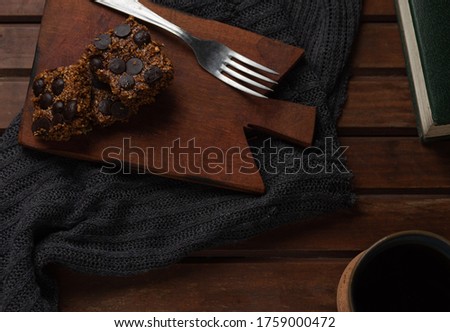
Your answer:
144,67 -> 163,85
90,57 -> 104,72
99,99 -> 113,115
33,78 -> 46,97
126,57 -> 143,75
119,73 -> 135,90
94,34 -> 111,50
114,24 -> 131,38
92,76 -> 111,91
133,30 -> 151,47
52,101 -> 64,114
63,100 -> 77,121
39,93 -> 54,109
108,58 -> 126,74
51,77 -> 65,96
111,102 -> 129,119
32,117 -> 51,133
52,113 -> 64,125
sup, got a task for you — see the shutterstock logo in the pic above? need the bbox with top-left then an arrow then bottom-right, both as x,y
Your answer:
100,137 -> 349,176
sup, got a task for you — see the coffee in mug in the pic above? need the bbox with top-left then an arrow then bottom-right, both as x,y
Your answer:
337,231 -> 450,312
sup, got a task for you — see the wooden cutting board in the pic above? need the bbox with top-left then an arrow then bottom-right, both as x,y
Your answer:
19,0 -> 316,194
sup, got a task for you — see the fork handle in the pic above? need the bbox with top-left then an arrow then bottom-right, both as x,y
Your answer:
96,0 -> 195,44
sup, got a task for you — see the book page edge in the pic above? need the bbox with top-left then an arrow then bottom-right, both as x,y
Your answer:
396,0 -> 433,137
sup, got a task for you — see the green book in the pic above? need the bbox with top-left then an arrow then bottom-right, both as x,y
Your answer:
396,0 -> 450,141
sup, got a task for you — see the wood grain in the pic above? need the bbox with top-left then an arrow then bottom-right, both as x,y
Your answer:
344,137 -> 450,192
0,0 -> 397,22
0,0 -> 45,22
340,77 -> 416,136
0,24 -> 39,74
56,259 -> 347,312
0,78 -> 28,128
363,0 -> 396,21
0,0 -> 396,22
352,23 -> 405,73
200,195 -> 450,254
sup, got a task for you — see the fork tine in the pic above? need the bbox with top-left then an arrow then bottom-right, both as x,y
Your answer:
221,65 -> 273,91
226,59 -> 278,84
229,51 -> 279,75
216,73 -> 268,98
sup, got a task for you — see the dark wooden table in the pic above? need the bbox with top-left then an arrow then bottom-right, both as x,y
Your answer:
1,0 -> 450,311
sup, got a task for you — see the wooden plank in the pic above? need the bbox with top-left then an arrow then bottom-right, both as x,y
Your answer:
0,78 -> 28,128
344,137 -> 450,192
0,0 -> 397,21
203,195 -> 450,254
0,0 -> 396,22
0,0 -> 395,21
56,259 -> 347,312
352,23 -> 405,73
0,24 -> 39,73
363,0 -> 396,21
340,76 -> 416,136
0,0 -> 45,22
0,23 -> 405,74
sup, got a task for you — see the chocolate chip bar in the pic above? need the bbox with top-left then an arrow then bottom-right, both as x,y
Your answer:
31,17 -> 174,141
31,64 -> 92,141
84,17 -> 174,109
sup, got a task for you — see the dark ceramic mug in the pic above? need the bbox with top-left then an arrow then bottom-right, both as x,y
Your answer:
337,231 -> 450,312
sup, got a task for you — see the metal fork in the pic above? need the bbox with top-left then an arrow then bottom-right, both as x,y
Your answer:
94,0 -> 279,98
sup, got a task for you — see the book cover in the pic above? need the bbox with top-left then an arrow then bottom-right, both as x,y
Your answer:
396,0 -> 450,141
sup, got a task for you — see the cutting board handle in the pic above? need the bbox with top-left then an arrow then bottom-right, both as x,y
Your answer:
246,98 -> 316,147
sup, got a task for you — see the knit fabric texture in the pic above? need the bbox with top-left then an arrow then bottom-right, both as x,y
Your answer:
0,0 -> 361,311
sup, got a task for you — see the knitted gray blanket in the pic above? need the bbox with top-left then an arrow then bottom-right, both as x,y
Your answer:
0,0 -> 361,311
